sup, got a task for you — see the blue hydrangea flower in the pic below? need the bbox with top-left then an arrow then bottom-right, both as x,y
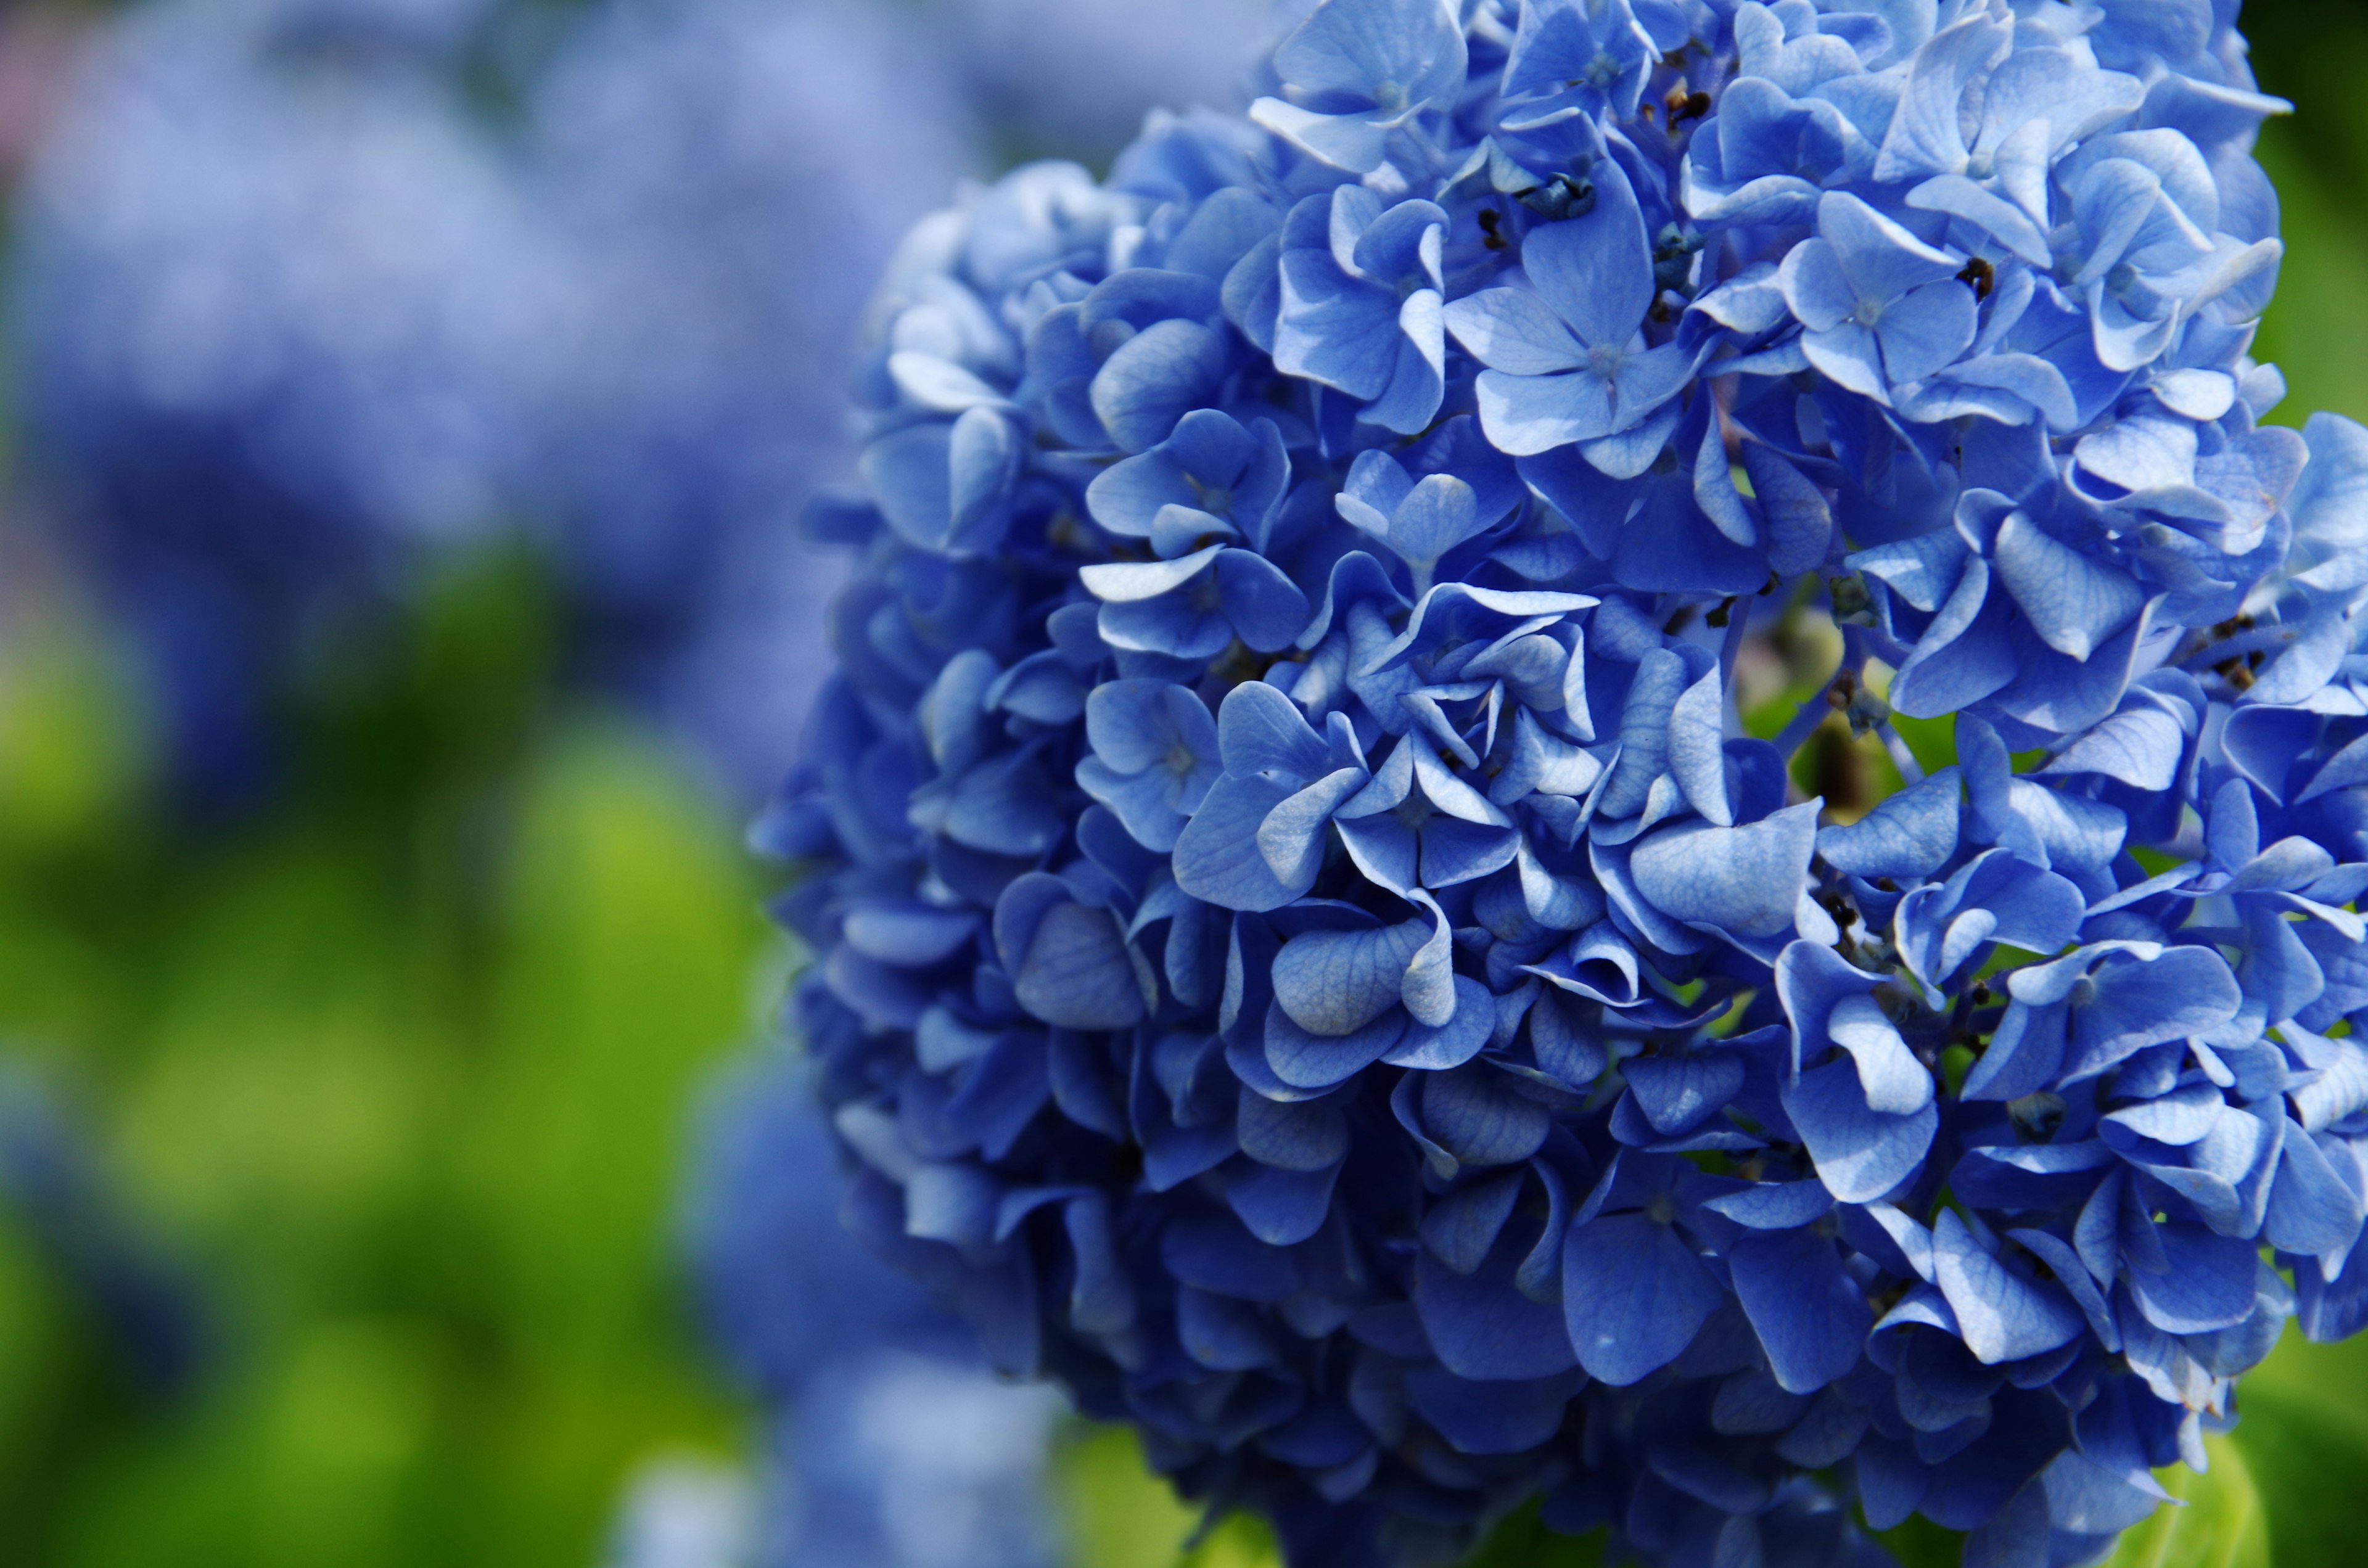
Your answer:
753,2 -> 2368,1564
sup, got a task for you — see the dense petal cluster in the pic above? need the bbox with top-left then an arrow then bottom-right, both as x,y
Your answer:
767,1 -> 2368,1564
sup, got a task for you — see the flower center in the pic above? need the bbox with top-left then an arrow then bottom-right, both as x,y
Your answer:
1372,79 -> 1407,113
1190,477 -> 1233,517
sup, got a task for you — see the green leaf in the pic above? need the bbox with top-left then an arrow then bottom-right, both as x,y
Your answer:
1462,1501 -> 1605,1567
1058,1423 -> 1282,1568
2104,1435 -> 2269,1568
1876,1513 -> 1963,1568
2227,1330 -> 2368,1567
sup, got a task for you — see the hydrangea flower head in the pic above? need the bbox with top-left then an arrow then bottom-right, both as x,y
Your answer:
765,1 -> 2368,1563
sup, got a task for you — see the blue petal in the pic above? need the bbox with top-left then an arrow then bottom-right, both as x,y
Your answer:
1386,474 -> 1486,571
1623,1053 -> 1746,1137
1087,679 -> 1216,774
1270,918 -> 1432,1035
1597,646 -> 1695,817
1160,1211 -> 1296,1302
2042,704 -> 2184,788
2264,1123 -> 2366,1260
1223,1157 -> 1341,1246
1276,251 -> 1400,398
1667,665 -> 1732,826
1962,1479 -> 2052,1568
1562,1212 -> 1722,1385
1421,1066 -> 1553,1167
1473,366 -> 1617,454
1741,441 -> 1837,575
1403,1366 -> 1584,1456
1215,548 -> 1313,652
1215,677 -> 1333,779
1013,901 -> 1148,1030
1444,287 -> 1588,374
1177,1284 -> 1281,1369
1729,1228 -> 1872,1393
1236,1088 -> 1351,1172
1930,1210 -> 2084,1365
1419,1170 -> 1523,1275
1384,975 -> 1495,1070
1256,766 -> 1366,892
1819,765 -> 1963,881
1704,1180 -> 1834,1231
1264,998 -> 1407,1090
1782,1058 -> 1938,1203
2124,1223 -> 2261,1334
1412,1233 -> 1581,1379
1174,773 -> 1302,911
1826,995 -> 1935,1115
1989,512 -> 2144,662
1522,162 -> 1654,349
1630,800 -> 1822,941
2064,945 -> 2243,1080
1091,319 -> 1228,453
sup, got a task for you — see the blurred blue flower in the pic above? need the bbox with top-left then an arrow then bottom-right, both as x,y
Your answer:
11,0 -> 548,807
688,1049 -> 1059,1568
13,0 -> 979,808
519,0 -> 979,797
950,0 -> 1278,165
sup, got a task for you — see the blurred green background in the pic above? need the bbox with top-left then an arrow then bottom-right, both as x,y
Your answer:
1,5 -> 2367,1568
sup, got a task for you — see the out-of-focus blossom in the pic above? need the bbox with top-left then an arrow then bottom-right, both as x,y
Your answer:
602,1457 -> 756,1568
9,0 -> 551,807
952,0 -> 1278,165
517,0 -> 979,798
688,1051 -> 1061,1568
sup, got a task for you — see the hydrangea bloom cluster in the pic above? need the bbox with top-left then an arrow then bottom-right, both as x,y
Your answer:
765,1 -> 2368,1563
690,1051 -> 1061,1568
